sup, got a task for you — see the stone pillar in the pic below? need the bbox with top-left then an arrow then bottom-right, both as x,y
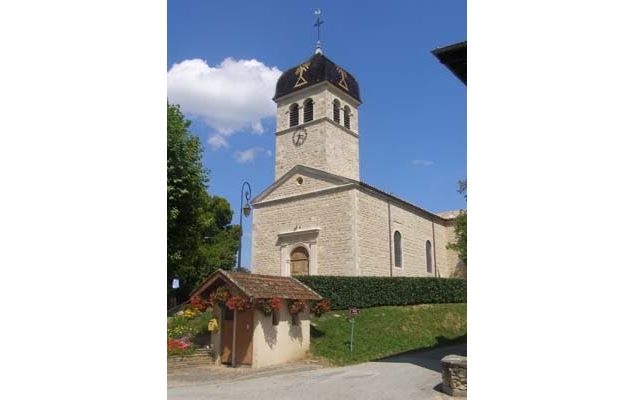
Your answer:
440,355 -> 467,397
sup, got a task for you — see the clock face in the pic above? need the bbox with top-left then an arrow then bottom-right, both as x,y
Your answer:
292,128 -> 307,147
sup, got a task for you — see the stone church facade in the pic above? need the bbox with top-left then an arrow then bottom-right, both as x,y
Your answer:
251,51 -> 466,279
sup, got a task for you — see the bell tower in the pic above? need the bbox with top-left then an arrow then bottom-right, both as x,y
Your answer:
272,52 -> 362,180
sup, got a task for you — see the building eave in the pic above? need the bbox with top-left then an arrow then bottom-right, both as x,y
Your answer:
431,41 -> 467,85
273,80 -> 362,106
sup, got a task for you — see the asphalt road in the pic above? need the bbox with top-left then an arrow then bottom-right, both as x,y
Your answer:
168,343 -> 466,400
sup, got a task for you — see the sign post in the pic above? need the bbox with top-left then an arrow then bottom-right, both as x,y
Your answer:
349,307 -> 360,353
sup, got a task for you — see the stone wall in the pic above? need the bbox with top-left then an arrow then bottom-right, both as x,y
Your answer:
275,121 -> 328,180
252,182 -> 464,279
275,84 -> 359,133
324,123 -> 359,180
251,188 -> 356,276
441,355 -> 467,397
261,171 -> 338,203
275,84 -> 360,180
355,188 -> 458,278
355,189 -> 390,276
388,199 -> 440,277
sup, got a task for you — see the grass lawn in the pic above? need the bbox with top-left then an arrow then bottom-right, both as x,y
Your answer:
310,303 -> 467,365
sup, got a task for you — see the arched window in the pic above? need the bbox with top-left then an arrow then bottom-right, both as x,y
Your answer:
289,103 -> 299,127
333,99 -> 341,124
303,98 -> 314,123
290,246 -> 309,276
343,106 -> 350,129
394,231 -> 402,268
426,240 -> 433,273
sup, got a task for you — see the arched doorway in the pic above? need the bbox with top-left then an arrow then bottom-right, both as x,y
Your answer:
290,246 -> 309,276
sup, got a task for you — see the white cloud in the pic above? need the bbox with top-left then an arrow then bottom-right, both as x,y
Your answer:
412,159 -> 434,166
251,121 -> 264,134
207,134 -> 228,150
234,147 -> 269,164
167,57 -> 282,146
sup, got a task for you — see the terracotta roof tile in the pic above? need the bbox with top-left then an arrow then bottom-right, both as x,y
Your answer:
191,270 -> 322,301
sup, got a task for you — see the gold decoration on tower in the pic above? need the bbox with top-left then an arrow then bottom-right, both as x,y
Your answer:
293,62 -> 311,88
336,66 -> 349,91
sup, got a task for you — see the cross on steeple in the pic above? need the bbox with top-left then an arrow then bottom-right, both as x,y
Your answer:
314,9 -> 325,54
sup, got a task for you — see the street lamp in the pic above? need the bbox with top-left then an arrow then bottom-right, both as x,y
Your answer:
237,181 -> 252,270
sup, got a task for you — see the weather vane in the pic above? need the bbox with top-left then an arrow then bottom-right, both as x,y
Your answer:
314,9 -> 325,54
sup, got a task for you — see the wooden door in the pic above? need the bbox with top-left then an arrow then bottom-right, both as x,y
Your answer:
220,308 -> 234,364
220,308 -> 254,366
290,246 -> 309,276
235,309 -> 254,365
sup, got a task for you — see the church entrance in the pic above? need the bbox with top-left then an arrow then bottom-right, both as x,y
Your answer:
290,246 -> 310,275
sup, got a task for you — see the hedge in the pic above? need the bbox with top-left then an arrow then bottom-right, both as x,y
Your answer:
296,276 -> 466,310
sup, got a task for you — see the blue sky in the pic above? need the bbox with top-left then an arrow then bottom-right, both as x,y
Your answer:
168,0 -> 466,268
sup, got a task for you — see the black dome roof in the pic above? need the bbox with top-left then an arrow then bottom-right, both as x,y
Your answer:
274,53 -> 361,103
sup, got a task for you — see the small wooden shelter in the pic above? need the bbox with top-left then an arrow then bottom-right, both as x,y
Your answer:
190,270 -> 322,368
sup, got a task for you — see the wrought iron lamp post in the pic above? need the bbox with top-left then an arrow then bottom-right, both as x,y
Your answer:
237,181 -> 252,269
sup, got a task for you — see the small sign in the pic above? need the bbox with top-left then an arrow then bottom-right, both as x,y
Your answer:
348,308 -> 359,353
172,278 -> 180,289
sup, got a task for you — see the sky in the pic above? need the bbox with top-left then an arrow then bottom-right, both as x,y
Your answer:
168,0 -> 466,268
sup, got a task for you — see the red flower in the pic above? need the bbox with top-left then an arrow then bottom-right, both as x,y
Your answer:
288,299 -> 308,315
257,297 -> 284,315
269,297 -> 283,311
168,338 -> 190,350
311,299 -> 331,317
189,295 -> 209,312
226,295 -> 252,311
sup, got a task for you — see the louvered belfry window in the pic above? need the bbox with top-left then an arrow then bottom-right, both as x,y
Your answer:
333,99 -> 340,123
343,106 -> 350,129
303,98 -> 314,123
289,103 -> 299,127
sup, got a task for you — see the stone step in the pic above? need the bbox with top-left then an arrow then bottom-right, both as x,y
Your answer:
168,358 -> 213,364
168,348 -> 211,356
169,357 -> 212,363
168,363 -> 214,370
168,361 -> 214,369
168,348 -> 215,368
169,352 -> 212,359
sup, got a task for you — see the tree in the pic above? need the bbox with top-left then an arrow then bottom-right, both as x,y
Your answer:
447,180 -> 467,266
167,102 -> 240,303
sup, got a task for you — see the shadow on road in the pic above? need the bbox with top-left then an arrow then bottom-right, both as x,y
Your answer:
373,335 -> 466,373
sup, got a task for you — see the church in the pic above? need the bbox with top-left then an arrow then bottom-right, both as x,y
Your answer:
250,46 -> 466,279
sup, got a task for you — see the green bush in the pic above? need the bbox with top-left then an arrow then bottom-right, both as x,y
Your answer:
296,276 -> 466,310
